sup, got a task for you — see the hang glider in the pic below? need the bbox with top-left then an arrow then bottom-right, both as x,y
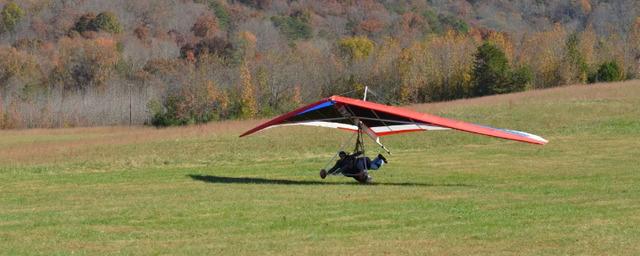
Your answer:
240,95 -> 548,148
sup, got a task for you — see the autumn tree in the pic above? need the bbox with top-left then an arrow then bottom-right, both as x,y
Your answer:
366,37 -> 401,98
254,66 -> 272,114
93,12 -> 123,34
238,63 -> 257,119
0,47 -> 42,87
236,0 -> 272,9
624,18 -> 640,78
395,12 -> 426,44
234,31 -> 257,63
149,61 -> 233,127
397,31 -> 474,103
192,14 -> 218,38
517,25 -> 567,88
357,18 -> 384,36
292,84 -> 302,106
426,31 -> 476,100
188,37 -> 234,59
559,33 -> 589,84
0,2 -> 24,34
133,24 -> 151,43
52,37 -> 120,92
578,26 -> 597,73
73,12 -> 122,34
0,97 -> 4,129
397,42 -> 428,103
485,31 -> 514,63
338,36 -> 374,61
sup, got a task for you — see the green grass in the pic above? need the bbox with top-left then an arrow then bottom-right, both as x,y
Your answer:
1,81 -> 640,255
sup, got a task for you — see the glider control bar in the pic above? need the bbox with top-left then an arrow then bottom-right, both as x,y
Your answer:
337,104 -> 392,154
359,120 -> 392,155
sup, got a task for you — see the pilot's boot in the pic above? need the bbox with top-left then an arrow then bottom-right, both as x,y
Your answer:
378,154 -> 388,164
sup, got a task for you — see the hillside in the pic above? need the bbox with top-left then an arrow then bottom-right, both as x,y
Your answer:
1,0 -> 639,129
1,80 -> 639,254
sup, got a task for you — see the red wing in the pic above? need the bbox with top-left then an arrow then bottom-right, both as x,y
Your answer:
240,95 -> 548,145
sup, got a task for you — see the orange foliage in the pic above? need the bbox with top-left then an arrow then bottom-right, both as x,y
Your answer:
358,18 -> 384,34
518,24 -> 567,88
239,63 -> 257,119
292,84 -> 302,106
240,31 -> 257,45
192,14 -> 219,38
237,31 -> 257,62
94,37 -> 116,48
55,37 -> 120,90
485,31 -> 514,63
579,0 -> 592,14
4,101 -> 22,129
134,24 -> 151,44
401,12 -> 425,32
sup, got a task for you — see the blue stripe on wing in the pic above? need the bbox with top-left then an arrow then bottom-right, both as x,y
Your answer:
296,101 -> 335,116
499,128 -> 532,138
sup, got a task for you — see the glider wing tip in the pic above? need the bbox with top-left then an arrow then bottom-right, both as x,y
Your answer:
532,135 -> 549,145
530,137 -> 548,145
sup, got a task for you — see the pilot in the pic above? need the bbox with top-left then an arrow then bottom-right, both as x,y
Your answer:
320,151 -> 387,183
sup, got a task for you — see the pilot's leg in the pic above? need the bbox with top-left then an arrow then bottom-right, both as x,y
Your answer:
369,157 -> 384,170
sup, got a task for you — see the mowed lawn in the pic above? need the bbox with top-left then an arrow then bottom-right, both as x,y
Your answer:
1,81 -> 640,255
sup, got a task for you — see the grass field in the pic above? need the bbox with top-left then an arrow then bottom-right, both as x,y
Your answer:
1,81 -> 640,255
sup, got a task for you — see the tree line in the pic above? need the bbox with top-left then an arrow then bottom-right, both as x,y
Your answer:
0,0 -> 638,129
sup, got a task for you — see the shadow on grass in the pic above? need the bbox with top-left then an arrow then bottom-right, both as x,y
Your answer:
188,174 -> 473,187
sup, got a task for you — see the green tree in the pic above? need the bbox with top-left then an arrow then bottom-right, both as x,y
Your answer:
1,2 -> 25,34
210,0 -> 230,29
561,33 -> 589,84
510,66 -> 532,91
73,12 -> 122,34
271,11 -> 311,41
439,14 -> 469,34
472,42 -> 511,96
421,10 -> 468,34
93,12 -> 123,34
422,9 -> 442,34
590,61 -> 623,83
194,0 -> 230,29
74,13 -> 97,33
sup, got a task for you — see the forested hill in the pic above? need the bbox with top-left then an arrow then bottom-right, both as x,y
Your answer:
0,0 -> 639,129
